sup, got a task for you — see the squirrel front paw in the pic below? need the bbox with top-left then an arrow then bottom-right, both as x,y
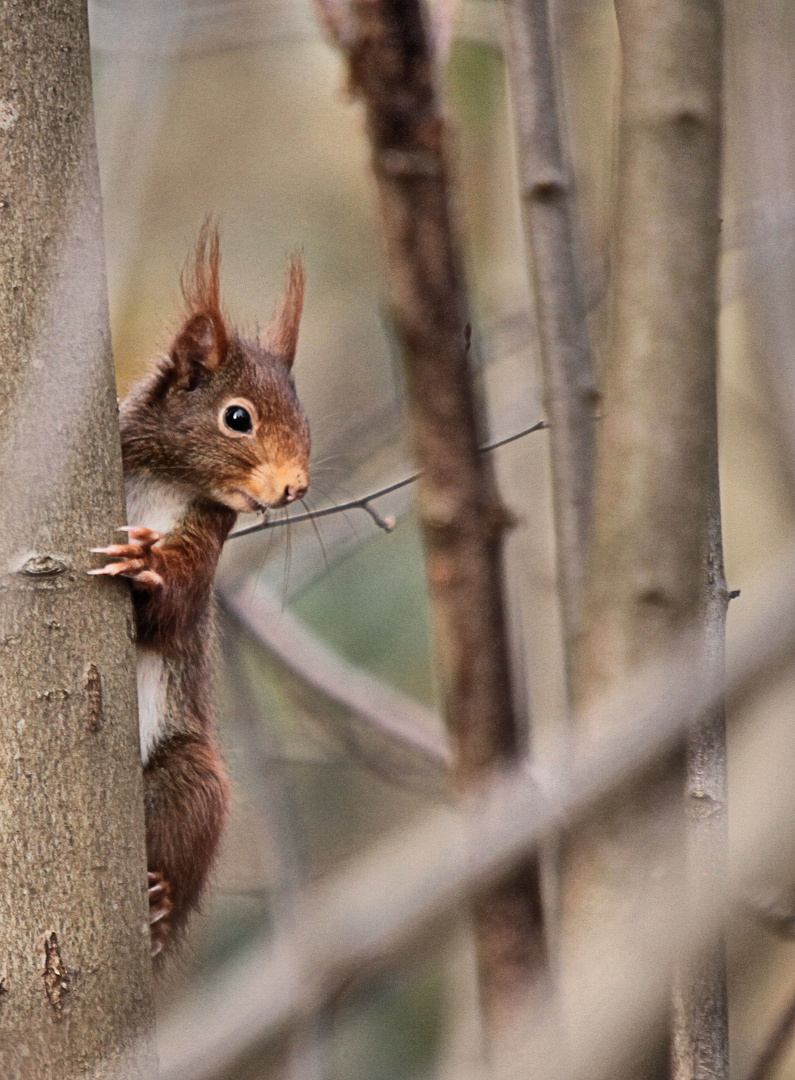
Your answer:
148,870 -> 174,957
88,526 -> 164,587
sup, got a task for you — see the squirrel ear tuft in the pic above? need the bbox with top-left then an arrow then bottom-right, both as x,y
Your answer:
265,255 -> 304,370
170,221 -> 230,388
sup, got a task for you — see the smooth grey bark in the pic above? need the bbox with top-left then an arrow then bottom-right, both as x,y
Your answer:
501,0 -> 597,689
562,0 -> 725,1077
0,2 -> 156,1077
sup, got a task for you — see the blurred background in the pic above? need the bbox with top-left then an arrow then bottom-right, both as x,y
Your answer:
87,1 -> 795,1076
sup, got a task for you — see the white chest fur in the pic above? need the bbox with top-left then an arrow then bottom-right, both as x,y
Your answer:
125,472 -> 190,537
136,649 -> 169,764
125,473 -> 189,763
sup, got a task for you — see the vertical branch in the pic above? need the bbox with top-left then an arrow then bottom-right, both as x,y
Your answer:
0,1 -> 155,1077
501,0 -> 598,685
562,0 -> 724,1076
671,457 -> 729,1080
316,0 -> 548,1037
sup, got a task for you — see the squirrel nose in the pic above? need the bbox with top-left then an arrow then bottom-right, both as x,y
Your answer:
283,483 -> 308,504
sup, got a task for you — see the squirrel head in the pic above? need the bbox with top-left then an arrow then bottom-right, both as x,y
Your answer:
121,225 -> 310,514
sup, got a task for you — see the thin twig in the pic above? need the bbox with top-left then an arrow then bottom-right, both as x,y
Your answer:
227,420 -> 547,540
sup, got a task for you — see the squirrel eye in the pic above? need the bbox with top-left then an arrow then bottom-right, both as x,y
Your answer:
223,405 -> 253,434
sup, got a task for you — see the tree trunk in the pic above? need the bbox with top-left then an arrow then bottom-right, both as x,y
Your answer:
562,0 -> 724,1076
0,2 -> 156,1077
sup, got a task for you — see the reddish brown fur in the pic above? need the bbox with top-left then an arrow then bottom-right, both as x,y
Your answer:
264,256 -> 305,367
94,226 -> 311,957
131,505 -> 235,652
145,734 -> 231,955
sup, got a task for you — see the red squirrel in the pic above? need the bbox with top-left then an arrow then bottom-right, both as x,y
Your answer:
90,226 -> 310,956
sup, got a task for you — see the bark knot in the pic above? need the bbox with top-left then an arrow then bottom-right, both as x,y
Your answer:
20,555 -> 68,577
83,663 -> 103,732
43,932 -> 70,1013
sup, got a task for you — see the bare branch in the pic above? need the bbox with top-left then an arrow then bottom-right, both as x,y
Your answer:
501,0 -> 597,688
317,0 -> 549,1030
672,461 -> 729,1080
227,420 -> 547,541
218,582 -> 452,794
313,0 -> 353,48
565,0 -> 724,1075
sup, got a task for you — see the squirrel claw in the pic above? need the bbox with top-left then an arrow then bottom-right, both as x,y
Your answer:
131,569 -> 164,587
148,871 -> 173,956
118,526 -> 161,545
89,526 -> 164,588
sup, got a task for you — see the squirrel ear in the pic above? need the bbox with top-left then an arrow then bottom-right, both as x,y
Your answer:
264,256 -> 304,370
170,313 -> 227,389
169,222 -> 230,388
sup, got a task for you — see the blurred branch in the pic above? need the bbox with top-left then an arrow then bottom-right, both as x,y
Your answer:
218,582 -> 452,794
228,420 -> 547,540
565,0 -> 724,1076
672,462 -> 730,1080
744,987 -> 795,1080
220,630 -> 334,1080
315,0 -> 549,1033
725,0 -> 795,490
157,539 -> 795,1080
501,0 -> 597,689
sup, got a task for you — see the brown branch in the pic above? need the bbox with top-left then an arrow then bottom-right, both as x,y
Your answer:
317,0 -> 548,1033
501,0 -> 597,688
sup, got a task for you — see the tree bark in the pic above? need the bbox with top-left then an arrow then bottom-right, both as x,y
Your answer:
562,0 -> 724,1076
316,0 -> 548,1038
671,464 -> 729,1080
0,2 -> 156,1077
501,0 -> 598,689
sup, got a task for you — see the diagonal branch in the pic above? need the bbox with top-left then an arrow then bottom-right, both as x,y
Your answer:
218,581 -> 451,794
227,420 -> 547,540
